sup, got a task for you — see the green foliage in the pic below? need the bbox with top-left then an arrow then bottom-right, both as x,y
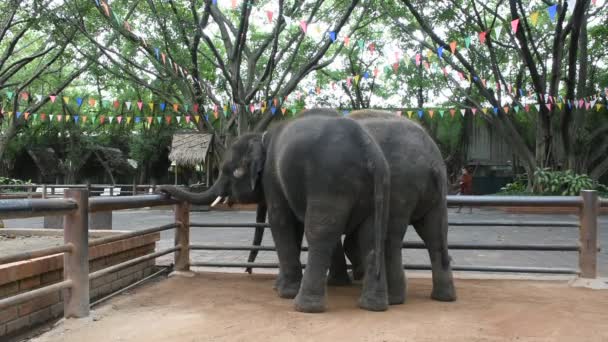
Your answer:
499,169 -> 608,197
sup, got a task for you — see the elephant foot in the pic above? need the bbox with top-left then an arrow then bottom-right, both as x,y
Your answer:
389,292 -> 405,305
327,272 -> 351,286
274,273 -> 302,299
294,293 -> 326,313
358,293 -> 388,312
431,284 -> 457,302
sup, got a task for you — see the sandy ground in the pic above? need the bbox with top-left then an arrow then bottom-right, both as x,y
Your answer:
31,272 -> 608,342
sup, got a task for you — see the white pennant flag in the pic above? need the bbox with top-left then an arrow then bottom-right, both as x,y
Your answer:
36,94 -> 43,102
109,116 -> 114,123
50,114 -> 54,121
460,109 -> 466,117
177,116 -> 182,123
535,104 -> 540,112
283,15 -> 292,26
591,99 -> 597,108
494,26 -> 502,39
125,102 -> 132,110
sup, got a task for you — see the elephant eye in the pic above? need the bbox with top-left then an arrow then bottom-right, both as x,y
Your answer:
233,167 -> 246,179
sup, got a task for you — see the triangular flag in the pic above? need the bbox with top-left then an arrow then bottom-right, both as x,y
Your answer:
548,5 -> 558,22
535,104 -> 540,112
21,92 -> 29,100
460,109 -> 466,117
57,115 -> 63,122
63,96 -> 70,104
472,108 -> 477,115
358,39 -> 364,50
329,31 -> 336,42
417,110 -> 423,118
177,116 -> 182,123
195,115 -> 200,123
113,100 -> 120,109
50,114 -> 54,121
6,91 -> 14,99
125,101 -> 132,110
35,94 -> 43,102
117,116 -> 123,123
89,98 -> 96,107
137,100 -> 143,110
344,36 -> 350,46
465,36 -> 471,49
546,103 -> 552,111
165,116 -> 172,124
511,19 -> 520,33
439,110 -> 445,118
134,117 -> 140,123
494,26 -> 502,39
109,116 -> 114,123
407,111 -> 413,118
449,41 -> 457,54
74,115 -> 79,123
530,11 -> 540,26
173,103 -> 179,112
157,117 -> 162,124
479,31 -> 487,44
82,115 -> 87,123
437,46 -> 444,59
266,10 -> 273,23
148,102 -> 154,111
186,116 -> 191,123
160,103 -> 166,111
300,20 -> 307,33
147,117 -> 153,124
127,117 -> 132,124
24,112 -> 30,120
428,110 -> 434,118
450,109 -> 456,117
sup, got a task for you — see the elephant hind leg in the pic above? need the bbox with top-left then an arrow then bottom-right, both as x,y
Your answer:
355,216 -> 389,311
327,240 -> 352,286
386,222 -> 407,305
412,205 -> 456,302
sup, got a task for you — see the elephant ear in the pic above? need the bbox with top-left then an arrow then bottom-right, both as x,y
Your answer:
248,138 -> 265,191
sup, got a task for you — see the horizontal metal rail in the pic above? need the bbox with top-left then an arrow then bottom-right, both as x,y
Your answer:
89,194 -> 178,212
0,280 -> 73,310
191,221 -> 579,229
446,195 -> 583,207
189,243 -> 582,252
189,262 -> 578,274
0,243 -> 74,265
0,198 -> 77,219
89,247 -> 179,280
89,223 -> 179,247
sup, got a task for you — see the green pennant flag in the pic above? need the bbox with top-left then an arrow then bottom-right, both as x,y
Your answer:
514,105 -> 520,113
465,36 -> 471,49
6,91 -> 14,99
102,100 -> 110,108
184,104 -> 190,112
357,39 -> 364,50
156,116 -> 162,124
439,110 -> 445,118
291,108 -> 297,115
91,116 -> 97,124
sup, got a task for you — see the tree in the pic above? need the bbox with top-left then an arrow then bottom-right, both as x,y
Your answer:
384,0 -> 607,183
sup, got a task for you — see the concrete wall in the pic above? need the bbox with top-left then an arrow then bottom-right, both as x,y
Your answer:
0,232 -> 159,339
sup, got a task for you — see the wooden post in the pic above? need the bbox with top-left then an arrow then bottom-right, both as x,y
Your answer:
42,184 -> 47,199
174,201 -> 190,272
63,189 -> 90,318
579,190 -> 598,278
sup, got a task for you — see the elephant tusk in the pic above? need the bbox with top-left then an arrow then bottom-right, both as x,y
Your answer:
223,197 -> 230,204
211,196 -> 223,207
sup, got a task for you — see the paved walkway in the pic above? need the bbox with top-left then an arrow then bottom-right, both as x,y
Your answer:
3,208 -> 607,276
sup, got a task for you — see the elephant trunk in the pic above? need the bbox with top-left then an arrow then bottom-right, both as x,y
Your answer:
158,174 -> 228,205
245,203 -> 267,274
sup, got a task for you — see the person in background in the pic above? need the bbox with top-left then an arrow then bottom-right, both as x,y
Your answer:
456,167 -> 473,214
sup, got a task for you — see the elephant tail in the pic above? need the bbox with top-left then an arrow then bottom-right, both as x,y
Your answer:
246,203 -> 267,274
364,130 -> 391,279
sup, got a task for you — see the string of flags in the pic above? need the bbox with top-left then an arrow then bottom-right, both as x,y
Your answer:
1,86 -> 606,128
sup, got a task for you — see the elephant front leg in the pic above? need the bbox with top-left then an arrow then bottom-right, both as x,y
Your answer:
269,207 -> 303,299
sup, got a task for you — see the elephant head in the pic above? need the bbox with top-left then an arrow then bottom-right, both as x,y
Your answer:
159,133 -> 266,206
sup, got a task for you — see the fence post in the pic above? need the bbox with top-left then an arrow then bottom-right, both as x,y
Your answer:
42,184 -> 47,199
579,190 -> 598,279
63,189 -> 90,318
174,201 -> 191,272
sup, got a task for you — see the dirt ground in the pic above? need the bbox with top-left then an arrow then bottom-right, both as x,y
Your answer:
31,272 -> 608,342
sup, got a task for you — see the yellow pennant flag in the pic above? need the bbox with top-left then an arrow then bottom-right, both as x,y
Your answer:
530,11 -> 540,26
148,102 -> 154,111
194,115 -> 200,123
482,108 -> 489,115
65,115 -> 71,122
407,111 -> 413,118
598,104 -> 604,111
127,117 -> 132,124
558,103 -> 563,110
8,111 -> 13,118
354,75 -> 361,85
63,96 -> 70,104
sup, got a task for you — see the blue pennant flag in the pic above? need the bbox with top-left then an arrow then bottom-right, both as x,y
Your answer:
437,46 -> 444,59
271,107 -> 277,115
212,0 -> 217,4
232,104 -> 237,113
135,117 -> 141,123
342,110 -> 349,116
205,114 -> 209,121
154,47 -> 160,60
329,31 -> 336,42
473,76 -> 479,82
548,4 -> 558,22
74,115 -> 79,123
363,71 -> 370,79
76,98 -> 83,107
16,112 -> 21,118
417,110 -> 423,118
160,103 -> 166,111
493,107 -> 499,115
309,89 -> 314,95
519,89 -> 524,97
95,0 -> 99,6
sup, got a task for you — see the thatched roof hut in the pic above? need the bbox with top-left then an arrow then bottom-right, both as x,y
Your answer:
26,148 -> 61,182
169,133 -> 214,166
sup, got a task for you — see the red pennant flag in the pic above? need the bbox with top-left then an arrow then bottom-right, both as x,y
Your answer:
165,116 -> 172,124
147,117 -> 153,124
479,31 -> 487,44
344,36 -> 350,46
300,20 -> 307,33
193,104 -> 199,113
450,109 -> 456,117
511,19 -> 520,34
392,63 -> 399,73
137,100 -> 143,110
41,113 -> 47,121
266,10 -> 273,23
100,115 -> 105,124
50,95 -> 56,103
525,105 -> 530,112
368,42 -> 375,53
450,41 -> 457,54
113,100 -> 120,109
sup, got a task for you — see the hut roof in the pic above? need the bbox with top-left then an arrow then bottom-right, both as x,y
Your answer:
91,146 -> 135,175
169,133 -> 213,166
26,148 -> 61,177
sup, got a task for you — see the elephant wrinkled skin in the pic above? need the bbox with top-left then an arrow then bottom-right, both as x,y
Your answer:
158,114 -> 392,313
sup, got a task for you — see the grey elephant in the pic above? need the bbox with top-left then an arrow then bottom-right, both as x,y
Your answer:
159,113 -> 392,313
249,109 -> 457,304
